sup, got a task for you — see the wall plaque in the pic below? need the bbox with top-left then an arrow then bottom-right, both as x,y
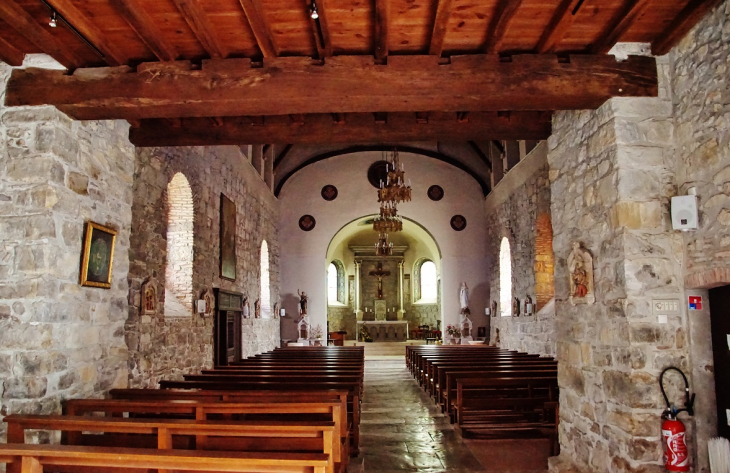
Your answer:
299,215 -> 316,231
427,185 -> 444,201
450,215 -> 467,231
321,185 -> 338,201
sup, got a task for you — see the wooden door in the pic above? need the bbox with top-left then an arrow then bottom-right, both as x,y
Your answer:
709,286 -> 730,438
213,289 -> 243,367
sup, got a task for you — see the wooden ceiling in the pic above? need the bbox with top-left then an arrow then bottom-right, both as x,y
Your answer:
0,0 -> 721,147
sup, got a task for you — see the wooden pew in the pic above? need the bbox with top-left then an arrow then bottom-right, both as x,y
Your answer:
154,381 -> 361,454
0,444 -> 329,473
64,398 -> 347,464
5,415 -> 337,473
455,376 -> 559,453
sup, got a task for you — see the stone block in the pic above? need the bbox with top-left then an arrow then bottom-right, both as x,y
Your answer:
67,172 -> 89,195
2,376 -> 48,399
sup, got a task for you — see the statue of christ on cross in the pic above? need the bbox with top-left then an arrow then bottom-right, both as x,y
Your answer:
368,262 -> 390,299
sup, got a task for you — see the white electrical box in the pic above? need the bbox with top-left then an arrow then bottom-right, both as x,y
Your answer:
671,195 -> 699,231
197,300 -> 206,313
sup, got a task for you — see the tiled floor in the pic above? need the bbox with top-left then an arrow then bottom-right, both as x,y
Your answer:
351,358 -> 550,473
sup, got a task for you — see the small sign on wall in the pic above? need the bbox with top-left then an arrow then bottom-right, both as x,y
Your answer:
688,296 -> 703,311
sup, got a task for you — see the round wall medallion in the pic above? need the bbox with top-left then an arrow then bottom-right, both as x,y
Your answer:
299,215 -> 316,231
427,185 -> 444,201
321,185 -> 338,201
367,161 -> 390,189
450,215 -> 467,231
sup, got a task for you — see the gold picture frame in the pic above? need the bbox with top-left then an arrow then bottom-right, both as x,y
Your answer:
80,221 -> 118,289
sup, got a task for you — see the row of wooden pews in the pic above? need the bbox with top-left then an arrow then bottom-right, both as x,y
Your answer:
406,344 -> 559,454
0,346 -> 364,473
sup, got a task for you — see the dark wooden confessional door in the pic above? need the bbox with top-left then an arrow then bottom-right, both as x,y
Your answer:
214,289 -> 243,367
709,286 -> 730,439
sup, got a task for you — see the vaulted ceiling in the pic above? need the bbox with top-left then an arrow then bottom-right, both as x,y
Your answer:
0,0 -> 719,153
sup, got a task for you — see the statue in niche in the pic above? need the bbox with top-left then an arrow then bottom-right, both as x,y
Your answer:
567,241 -> 595,305
297,289 -> 308,315
491,300 -> 497,318
273,303 -> 279,319
201,289 -> 214,317
254,299 -> 260,318
513,297 -> 520,317
459,282 -> 470,315
141,278 -> 158,315
495,328 -> 501,346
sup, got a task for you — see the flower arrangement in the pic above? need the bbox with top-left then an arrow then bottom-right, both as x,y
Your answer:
446,325 -> 461,338
310,324 -> 324,340
359,326 -> 373,342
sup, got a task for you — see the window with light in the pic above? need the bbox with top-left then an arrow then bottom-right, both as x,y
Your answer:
420,260 -> 438,302
499,237 -> 512,316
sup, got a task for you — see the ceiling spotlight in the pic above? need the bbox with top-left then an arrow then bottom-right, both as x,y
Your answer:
310,2 -> 319,19
49,11 -> 57,27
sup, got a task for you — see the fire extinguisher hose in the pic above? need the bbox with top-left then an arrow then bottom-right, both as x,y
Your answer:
659,367 -> 695,417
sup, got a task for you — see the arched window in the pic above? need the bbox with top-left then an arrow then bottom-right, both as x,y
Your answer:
327,260 -> 345,305
328,263 -> 339,304
499,237 -> 512,317
420,261 -> 438,302
413,258 -> 438,303
165,173 -> 194,317
260,240 -> 271,318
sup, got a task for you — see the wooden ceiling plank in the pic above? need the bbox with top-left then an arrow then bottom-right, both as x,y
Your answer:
536,0 -> 583,53
652,0 -> 724,56
374,0 -> 389,60
6,55 -> 658,120
109,0 -> 178,61
0,0 -> 83,69
483,0 -> 523,54
428,0 -> 453,57
0,34 -> 25,66
237,0 -> 278,58
590,0 -> 652,54
129,112 -> 552,146
45,0 -> 129,66
171,0 -> 228,59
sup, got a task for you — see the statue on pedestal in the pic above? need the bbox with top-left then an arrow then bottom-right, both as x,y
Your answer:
297,289 -> 308,315
567,241 -> 595,305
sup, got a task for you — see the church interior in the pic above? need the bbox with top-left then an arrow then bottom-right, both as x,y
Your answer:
0,0 -> 729,471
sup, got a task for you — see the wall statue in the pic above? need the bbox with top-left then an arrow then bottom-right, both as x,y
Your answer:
297,289 -> 308,315
512,297 -> 520,317
567,241 -> 595,305
140,278 -> 158,315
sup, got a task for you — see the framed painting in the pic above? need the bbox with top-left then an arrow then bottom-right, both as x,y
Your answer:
220,194 -> 236,281
80,221 -> 117,288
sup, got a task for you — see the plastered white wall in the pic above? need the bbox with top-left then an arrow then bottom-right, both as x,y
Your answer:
278,151 -> 490,336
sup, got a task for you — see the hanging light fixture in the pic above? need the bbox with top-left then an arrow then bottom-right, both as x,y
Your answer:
49,11 -> 58,27
374,148 -> 411,256
310,0 -> 319,19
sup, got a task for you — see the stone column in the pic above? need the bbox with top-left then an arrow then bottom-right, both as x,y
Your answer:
548,53 -> 691,472
397,260 -> 405,320
354,261 -> 363,321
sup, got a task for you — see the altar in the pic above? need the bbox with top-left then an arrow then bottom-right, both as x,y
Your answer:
357,321 -> 409,342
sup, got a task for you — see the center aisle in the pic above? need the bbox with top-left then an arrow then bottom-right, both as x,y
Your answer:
354,358 -> 486,472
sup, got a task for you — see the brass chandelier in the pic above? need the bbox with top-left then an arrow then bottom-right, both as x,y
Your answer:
374,149 -> 411,256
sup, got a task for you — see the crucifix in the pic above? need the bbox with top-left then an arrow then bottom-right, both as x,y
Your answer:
368,262 -> 391,299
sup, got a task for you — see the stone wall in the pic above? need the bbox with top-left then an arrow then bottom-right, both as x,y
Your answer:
359,259 -> 400,318
0,60 -> 134,443
327,306 -> 355,340
126,145 -> 280,387
485,145 -> 556,356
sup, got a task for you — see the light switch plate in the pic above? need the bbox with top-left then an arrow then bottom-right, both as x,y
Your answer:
653,299 -> 680,314
657,314 -> 668,324
726,409 -> 730,426
727,334 -> 730,350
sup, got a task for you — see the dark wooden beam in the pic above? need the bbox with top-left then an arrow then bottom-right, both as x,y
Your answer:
590,0 -> 651,54
237,0 -> 278,58
45,0 -> 129,65
468,141 -> 492,172
171,0 -> 228,59
652,0 -> 724,56
428,0 -> 453,56
483,0 -> 522,54
374,0 -> 389,60
0,35 -> 24,66
308,0 -> 333,58
129,112 -> 551,146
6,55 -> 658,120
535,0 -> 583,53
110,0 -> 178,61
289,114 -> 305,125
273,143 -> 293,169
0,0 -> 83,69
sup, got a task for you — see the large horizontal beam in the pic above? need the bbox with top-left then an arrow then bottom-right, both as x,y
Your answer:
5,55 -> 658,121
128,111 -> 551,146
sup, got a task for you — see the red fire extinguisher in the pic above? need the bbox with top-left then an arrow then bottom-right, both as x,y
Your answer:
660,367 -> 695,472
